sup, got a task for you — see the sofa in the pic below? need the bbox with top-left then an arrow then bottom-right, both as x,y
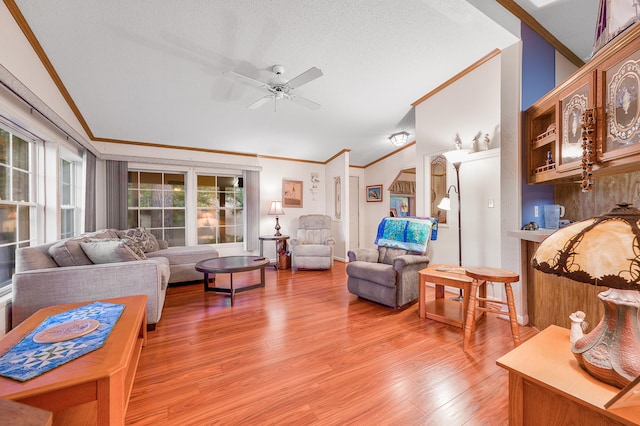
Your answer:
11,227 -> 218,329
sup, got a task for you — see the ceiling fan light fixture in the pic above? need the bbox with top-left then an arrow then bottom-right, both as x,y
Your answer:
226,64 -> 323,111
389,131 -> 410,146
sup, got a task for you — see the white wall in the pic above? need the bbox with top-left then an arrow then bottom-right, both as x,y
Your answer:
359,144 -> 417,249
416,55 -> 502,254
415,54 -> 509,306
255,157 -> 327,261
0,2 -> 92,146
349,167 -> 365,249
500,43 -> 527,324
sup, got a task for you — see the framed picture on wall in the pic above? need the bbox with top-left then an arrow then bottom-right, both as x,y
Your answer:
366,184 -> 382,202
282,179 -> 303,208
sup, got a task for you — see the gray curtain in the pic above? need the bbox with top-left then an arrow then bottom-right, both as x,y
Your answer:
244,170 -> 260,251
105,160 -> 128,229
84,150 -> 96,232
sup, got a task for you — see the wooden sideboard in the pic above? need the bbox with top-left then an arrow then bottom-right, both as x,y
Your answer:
497,325 -> 640,426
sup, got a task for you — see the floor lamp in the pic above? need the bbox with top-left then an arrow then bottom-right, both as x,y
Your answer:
437,142 -> 469,301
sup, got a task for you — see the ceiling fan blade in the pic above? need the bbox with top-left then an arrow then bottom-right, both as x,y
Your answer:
287,67 -> 323,89
247,95 -> 273,110
225,71 -> 269,89
290,94 -> 321,110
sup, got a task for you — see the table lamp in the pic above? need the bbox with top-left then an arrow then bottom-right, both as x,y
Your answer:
268,201 -> 285,236
531,203 -> 640,388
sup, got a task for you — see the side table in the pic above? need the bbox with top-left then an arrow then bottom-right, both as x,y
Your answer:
259,235 -> 290,269
418,264 -> 485,329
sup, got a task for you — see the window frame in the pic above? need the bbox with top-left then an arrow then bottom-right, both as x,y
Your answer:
127,165 -> 246,247
127,169 -> 187,246
59,157 -> 79,239
0,125 -> 37,296
196,173 -> 244,245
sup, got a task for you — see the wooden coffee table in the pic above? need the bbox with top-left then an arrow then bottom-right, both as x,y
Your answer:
0,295 -> 147,425
196,256 -> 270,306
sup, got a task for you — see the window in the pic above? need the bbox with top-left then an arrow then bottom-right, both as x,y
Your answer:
128,171 -> 186,246
197,175 -> 243,244
60,158 -> 77,239
0,127 -> 34,294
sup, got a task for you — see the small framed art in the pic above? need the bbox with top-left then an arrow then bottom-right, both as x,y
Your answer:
366,184 -> 382,202
282,179 -> 303,208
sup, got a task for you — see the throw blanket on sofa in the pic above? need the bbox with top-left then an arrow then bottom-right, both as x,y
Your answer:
374,217 -> 437,253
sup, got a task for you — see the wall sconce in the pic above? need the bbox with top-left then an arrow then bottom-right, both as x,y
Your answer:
267,201 -> 285,236
389,131 -> 409,147
310,173 -> 320,201
531,203 -> 640,388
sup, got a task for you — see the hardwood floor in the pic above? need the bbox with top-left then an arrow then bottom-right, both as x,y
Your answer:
125,261 -> 537,425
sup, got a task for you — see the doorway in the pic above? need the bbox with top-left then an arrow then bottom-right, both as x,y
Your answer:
349,176 -> 359,250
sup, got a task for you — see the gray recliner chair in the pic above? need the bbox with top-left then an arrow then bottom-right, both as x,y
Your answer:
290,214 -> 335,270
346,217 -> 434,308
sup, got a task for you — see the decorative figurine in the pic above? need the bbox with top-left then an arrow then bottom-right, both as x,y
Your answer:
569,311 -> 588,344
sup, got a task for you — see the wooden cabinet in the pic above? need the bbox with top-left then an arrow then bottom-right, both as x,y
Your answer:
525,97 -> 558,183
526,24 -> 640,184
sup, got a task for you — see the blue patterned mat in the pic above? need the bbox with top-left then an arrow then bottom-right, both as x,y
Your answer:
0,302 -> 124,382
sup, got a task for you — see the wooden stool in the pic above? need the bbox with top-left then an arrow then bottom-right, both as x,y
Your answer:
463,266 -> 520,352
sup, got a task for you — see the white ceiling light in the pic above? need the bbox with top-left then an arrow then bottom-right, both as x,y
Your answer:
389,131 -> 410,146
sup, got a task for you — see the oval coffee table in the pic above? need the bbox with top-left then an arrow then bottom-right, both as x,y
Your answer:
196,256 -> 270,306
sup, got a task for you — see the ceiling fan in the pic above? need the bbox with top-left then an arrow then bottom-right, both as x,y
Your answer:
225,65 -> 323,111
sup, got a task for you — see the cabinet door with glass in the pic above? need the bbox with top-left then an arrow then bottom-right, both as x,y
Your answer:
557,72 -> 595,173
600,36 -> 640,163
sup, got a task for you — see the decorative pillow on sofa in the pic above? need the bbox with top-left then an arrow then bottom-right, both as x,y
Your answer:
91,228 -> 120,239
145,232 -> 161,253
80,239 -> 144,264
49,237 -> 93,267
117,227 -> 159,253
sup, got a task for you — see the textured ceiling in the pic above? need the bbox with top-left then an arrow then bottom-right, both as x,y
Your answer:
11,0 -> 599,166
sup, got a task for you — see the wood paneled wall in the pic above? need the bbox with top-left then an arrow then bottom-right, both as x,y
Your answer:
555,170 -> 640,221
526,241 -> 605,331
530,172 -> 640,330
